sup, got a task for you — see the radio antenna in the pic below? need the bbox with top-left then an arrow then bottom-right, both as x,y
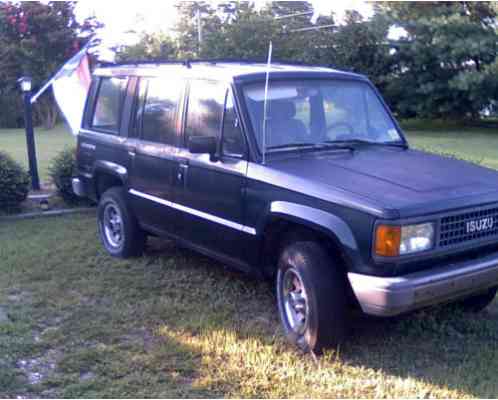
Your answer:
262,40 -> 272,165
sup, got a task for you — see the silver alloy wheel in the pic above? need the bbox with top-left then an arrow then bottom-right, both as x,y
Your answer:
281,267 -> 309,335
102,202 -> 123,248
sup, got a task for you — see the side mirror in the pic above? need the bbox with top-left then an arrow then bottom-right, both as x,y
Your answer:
188,136 -> 217,155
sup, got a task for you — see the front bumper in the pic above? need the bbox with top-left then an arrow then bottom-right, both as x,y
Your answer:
348,251 -> 498,316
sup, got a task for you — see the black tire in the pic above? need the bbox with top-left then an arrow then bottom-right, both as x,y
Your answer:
457,286 -> 497,312
276,240 -> 349,353
98,187 -> 146,258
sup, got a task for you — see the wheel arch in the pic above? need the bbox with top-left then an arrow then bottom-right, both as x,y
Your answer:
93,161 -> 128,199
260,201 -> 359,278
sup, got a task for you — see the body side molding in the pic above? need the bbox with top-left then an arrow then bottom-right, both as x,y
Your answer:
129,189 -> 257,235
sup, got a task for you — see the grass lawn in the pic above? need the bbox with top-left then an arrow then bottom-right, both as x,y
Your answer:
1,121 -> 498,396
1,214 -> 498,398
0,124 -> 74,184
402,121 -> 498,170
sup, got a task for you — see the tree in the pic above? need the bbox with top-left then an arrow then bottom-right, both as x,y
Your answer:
328,11 -> 394,91
175,1 -> 224,58
378,2 -> 498,119
0,1 -> 99,128
173,1 -> 316,61
195,4 -> 279,60
117,32 -> 178,62
117,1 -> 498,122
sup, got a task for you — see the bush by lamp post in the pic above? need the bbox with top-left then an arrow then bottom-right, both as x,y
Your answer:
18,76 -> 40,191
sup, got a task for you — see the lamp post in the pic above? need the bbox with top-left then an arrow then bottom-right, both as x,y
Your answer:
18,76 -> 40,191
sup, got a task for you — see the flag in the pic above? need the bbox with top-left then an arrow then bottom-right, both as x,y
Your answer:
31,44 -> 92,136
52,48 -> 91,135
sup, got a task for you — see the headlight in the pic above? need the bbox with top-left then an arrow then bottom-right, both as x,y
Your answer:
375,222 -> 434,257
399,223 -> 434,255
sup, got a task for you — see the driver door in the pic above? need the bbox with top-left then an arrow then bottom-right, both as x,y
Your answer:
174,80 -> 250,265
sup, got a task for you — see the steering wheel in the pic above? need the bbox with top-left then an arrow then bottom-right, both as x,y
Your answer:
326,122 -> 355,138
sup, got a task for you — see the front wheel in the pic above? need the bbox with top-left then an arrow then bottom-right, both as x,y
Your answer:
276,241 -> 349,353
98,187 -> 146,258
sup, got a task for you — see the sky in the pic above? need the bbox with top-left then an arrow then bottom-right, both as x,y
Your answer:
75,1 -> 374,47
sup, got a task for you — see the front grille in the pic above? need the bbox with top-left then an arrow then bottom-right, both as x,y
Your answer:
439,207 -> 498,247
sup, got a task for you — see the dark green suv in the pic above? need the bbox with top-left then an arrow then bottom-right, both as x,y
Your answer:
73,61 -> 498,352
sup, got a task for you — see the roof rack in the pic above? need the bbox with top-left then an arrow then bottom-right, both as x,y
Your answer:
98,59 -> 190,67
98,57 -> 337,70
190,58 -> 349,72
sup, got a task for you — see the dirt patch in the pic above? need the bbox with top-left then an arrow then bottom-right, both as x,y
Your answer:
6,288 -> 31,303
80,371 -> 96,382
16,349 -> 61,386
0,306 -> 10,323
119,327 -> 162,352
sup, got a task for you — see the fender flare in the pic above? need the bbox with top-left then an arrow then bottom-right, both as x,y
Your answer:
266,201 -> 359,257
93,160 -> 128,185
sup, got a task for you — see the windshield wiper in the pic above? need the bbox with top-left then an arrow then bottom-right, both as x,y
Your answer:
266,143 -> 318,150
267,142 -> 355,152
315,142 -> 355,151
325,139 -> 408,149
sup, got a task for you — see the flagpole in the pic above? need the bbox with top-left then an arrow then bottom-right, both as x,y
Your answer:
30,75 -> 56,104
30,39 -> 95,104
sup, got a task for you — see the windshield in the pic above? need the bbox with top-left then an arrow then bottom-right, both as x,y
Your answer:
242,79 -> 402,152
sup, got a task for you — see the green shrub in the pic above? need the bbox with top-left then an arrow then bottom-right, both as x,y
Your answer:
0,151 -> 30,211
48,147 -> 80,205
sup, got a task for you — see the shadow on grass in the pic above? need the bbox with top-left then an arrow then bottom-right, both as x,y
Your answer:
143,240 -> 498,398
2,218 -> 498,397
345,306 -> 498,397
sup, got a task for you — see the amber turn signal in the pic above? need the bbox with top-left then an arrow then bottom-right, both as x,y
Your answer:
375,225 -> 401,257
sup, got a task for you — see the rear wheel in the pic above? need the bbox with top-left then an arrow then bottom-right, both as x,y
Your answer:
98,187 -> 146,258
276,240 -> 349,353
457,287 -> 497,312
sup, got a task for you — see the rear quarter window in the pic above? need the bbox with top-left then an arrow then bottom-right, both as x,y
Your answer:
140,77 -> 184,145
91,77 -> 128,134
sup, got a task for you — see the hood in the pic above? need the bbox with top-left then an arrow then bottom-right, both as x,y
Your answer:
266,147 -> 498,218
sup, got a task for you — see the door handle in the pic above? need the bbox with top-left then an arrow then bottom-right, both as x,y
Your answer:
177,163 -> 188,181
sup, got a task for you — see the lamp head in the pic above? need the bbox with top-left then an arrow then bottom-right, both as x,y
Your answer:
18,76 -> 32,92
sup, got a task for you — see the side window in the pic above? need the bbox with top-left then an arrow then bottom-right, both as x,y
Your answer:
222,92 -> 245,157
185,80 -> 225,143
130,78 -> 148,138
141,77 -> 183,145
91,77 -> 127,134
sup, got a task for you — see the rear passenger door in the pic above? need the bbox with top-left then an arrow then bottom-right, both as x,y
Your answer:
78,76 -> 129,182
127,76 -> 185,235
175,80 -> 251,266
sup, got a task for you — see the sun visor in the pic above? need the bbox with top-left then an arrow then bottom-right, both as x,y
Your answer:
244,83 -> 298,101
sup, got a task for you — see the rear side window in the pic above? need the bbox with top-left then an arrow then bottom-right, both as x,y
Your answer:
185,80 -> 225,143
91,77 -> 127,134
141,77 -> 183,145
130,78 -> 147,138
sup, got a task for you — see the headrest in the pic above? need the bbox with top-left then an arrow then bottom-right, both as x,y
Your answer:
269,100 -> 296,120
